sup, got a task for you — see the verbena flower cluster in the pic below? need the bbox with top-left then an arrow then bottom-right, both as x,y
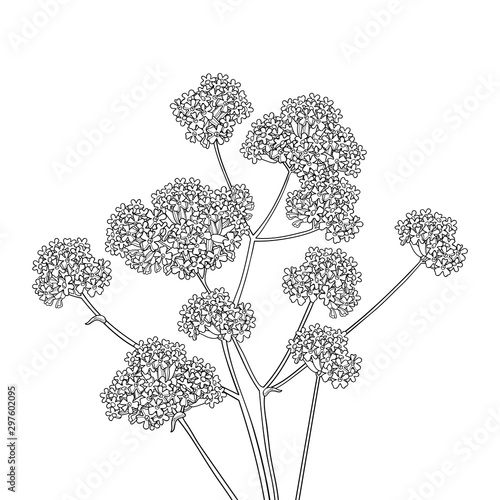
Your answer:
32,238 -> 111,308
171,73 -> 253,148
106,178 -> 254,279
241,94 -> 366,242
241,94 -> 366,178
283,247 -> 362,318
286,167 -> 362,243
101,337 -> 225,430
396,209 -> 468,277
288,324 -> 362,389
178,288 -> 255,343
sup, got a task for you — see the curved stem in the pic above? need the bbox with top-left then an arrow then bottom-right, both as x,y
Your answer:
221,341 -> 271,500
273,364 -> 307,391
223,387 -> 240,401
346,259 -> 424,335
259,392 -> 279,500
178,419 -> 238,500
79,294 -> 137,348
214,143 -> 233,189
234,342 -> 262,389
255,168 -> 291,238
197,272 -> 210,293
233,235 -> 256,304
265,301 -> 314,388
256,227 -> 318,243
295,376 -> 321,500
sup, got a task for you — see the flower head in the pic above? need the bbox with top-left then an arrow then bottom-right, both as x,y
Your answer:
101,337 -> 224,430
396,209 -> 468,276
288,324 -> 362,389
32,238 -> 112,308
241,93 -> 366,178
241,94 -> 365,237
171,73 -> 253,148
286,167 -> 362,242
106,179 -> 254,280
283,247 -> 362,318
178,288 -> 255,342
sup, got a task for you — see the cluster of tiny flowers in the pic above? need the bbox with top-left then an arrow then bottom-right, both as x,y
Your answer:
241,94 -> 366,178
106,178 -> 254,279
396,209 -> 468,277
288,324 -> 362,389
171,73 -> 253,148
286,167 -> 362,243
100,337 -> 225,430
178,288 -> 255,343
32,238 -> 112,308
283,247 -> 362,319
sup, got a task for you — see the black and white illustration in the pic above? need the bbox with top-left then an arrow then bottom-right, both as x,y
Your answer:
2,2 -> 499,499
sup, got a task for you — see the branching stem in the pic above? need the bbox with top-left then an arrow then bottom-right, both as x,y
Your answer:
221,341 -> 271,500
234,235 -> 256,304
255,168 -> 291,238
234,341 -> 262,389
265,301 -> 314,388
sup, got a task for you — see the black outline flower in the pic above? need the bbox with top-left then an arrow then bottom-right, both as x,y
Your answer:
101,337 -> 225,430
178,288 -> 255,342
171,73 -> 253,148
106,179 -> 254,280
283,247 -> 362,318
288,324 -> 362,389
396,209 -> 468,276
32,238 -> 112,308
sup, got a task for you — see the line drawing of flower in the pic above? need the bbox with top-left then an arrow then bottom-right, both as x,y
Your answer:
32,74 -> 468,500
396,209 -> 468,276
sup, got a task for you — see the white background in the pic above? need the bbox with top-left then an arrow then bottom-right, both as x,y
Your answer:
2,1 -> 500,499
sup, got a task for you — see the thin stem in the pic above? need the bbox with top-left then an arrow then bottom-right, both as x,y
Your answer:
233,235 -> 256,304
197,272 -> 210,293
255,168 -> 291,237
273,364 -> 307,391
221,341 -> 271,500
256,227 -> 318,243
265,301 -> 314,388
259,393 -> 279,500
79,294 -> 137,348
234,342 -> 262,389
346,259 -> 424,335
214,143 -> 232,189
178,419 -> 238,500
222,387 -> 240,401
295,376 -> 321,500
